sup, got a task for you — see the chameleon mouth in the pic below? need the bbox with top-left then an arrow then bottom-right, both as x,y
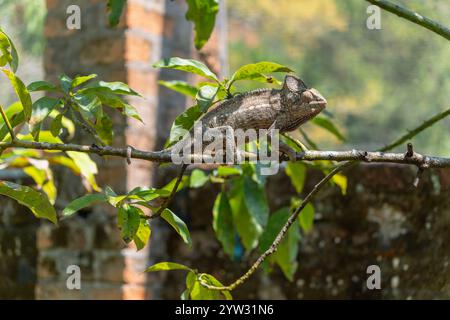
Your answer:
307,99 -> 327,112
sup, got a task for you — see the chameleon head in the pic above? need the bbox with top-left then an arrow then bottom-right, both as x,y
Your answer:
280,75 -> 327,131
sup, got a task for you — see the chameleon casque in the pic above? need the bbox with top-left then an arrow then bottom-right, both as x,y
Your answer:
169,75 -> 327,160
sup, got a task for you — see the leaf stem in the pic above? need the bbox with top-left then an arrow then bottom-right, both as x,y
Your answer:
0,104 -> 15,141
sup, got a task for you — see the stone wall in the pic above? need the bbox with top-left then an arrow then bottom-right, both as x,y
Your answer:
160,164 -> 450,299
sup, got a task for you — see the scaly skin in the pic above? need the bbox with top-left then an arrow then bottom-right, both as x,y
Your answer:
198,75 -> 327,133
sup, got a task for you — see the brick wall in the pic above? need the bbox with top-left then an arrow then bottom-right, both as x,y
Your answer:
35,0 -> 222,299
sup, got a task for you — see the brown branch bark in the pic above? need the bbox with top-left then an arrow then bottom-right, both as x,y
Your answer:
1,140 -> 449,168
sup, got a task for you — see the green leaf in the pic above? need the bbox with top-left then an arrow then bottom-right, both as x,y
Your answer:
123,104 -> 143,122
101,81 -> 140,96
145,262 -> 193,273
212,192 -> 235,257
332,173 -> 347,195
107,0 -> 126,27
0,28 -> 19,72
71,74 -> 97,88
229,178 -> 261,251
185,0 -> 219,50
50,114 -> 64,137
161,208 -> 192,246
311,116 -> 346,142
153,57 -> 218,81
161,175 -> 190,194
230,62 -> 293,84
285,162 -> 306,193
59,74 -> 73,93
133,218 -> 151,250
27,81 -> 58,92
2,69 -> 32,121
259,207 -> 300,281
189,169 -> 209,188
66,151 -> 100,192
23,166 -> 57,205
196,84 -> 218,112
158,80 -> 198,98
94,115 -> 113,145
0,181 -> 57,223
29,97 -> 61,141
62,193 -> 108,217
117,205 -> 141,243
243,175 -> 269,228
216,166 -> 242,177
197,274 -> 232,300
73,92 -> 102,119
166,105 -> 202,147
299,203 -> 314,233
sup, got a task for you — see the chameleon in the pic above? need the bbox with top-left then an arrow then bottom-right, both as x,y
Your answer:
169,75 -> 327,161
152,75 -> 327,217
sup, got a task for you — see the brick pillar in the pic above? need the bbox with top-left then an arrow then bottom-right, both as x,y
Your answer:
38,0 -> 224,299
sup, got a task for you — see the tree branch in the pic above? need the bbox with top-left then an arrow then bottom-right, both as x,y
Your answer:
366,0 -> 450,40
1,139 -> 449,168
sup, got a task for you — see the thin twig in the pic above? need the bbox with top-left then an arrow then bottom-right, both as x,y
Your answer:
366,0 -> 450,40
200,162 -> 351,291
381,108 -> 450,152
199,106 -> 450,291
148,164 -> 188,219
0,104 -> 15,140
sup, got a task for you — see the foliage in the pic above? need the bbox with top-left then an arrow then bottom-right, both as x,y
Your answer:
107,0 -> 220,50
1,0 -> 447,300
227,0 -> 450,155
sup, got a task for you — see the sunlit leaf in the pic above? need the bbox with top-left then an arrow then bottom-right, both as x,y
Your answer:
153,57 -> 218,81
0,28 -> 19,72
216,166 -> 242,177
285,162 -> 306,193
62,193 -> 108,217
161,208 -> 192,246
145,262 -> 193,272
189,169 -> 209,188
230,61 -> 292,84
166,105 -> 202,147
298,202 -> 315,233
185,0 -> 219,50
29,97 -> 61,141
66,151 -> 100,192
94,115 -> 113,145
117,205 -> 141,243
332,173 -> 347,195
196,84 -> 218,112
0,181 -> 57,223
71,74 -> 97,88
158,80 -> 198,98
2,69 -> 32,121
133,218 -> 151,250
59,74 -> 73,93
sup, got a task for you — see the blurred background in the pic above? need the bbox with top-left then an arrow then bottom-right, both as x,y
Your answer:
0,0 -> 449,299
